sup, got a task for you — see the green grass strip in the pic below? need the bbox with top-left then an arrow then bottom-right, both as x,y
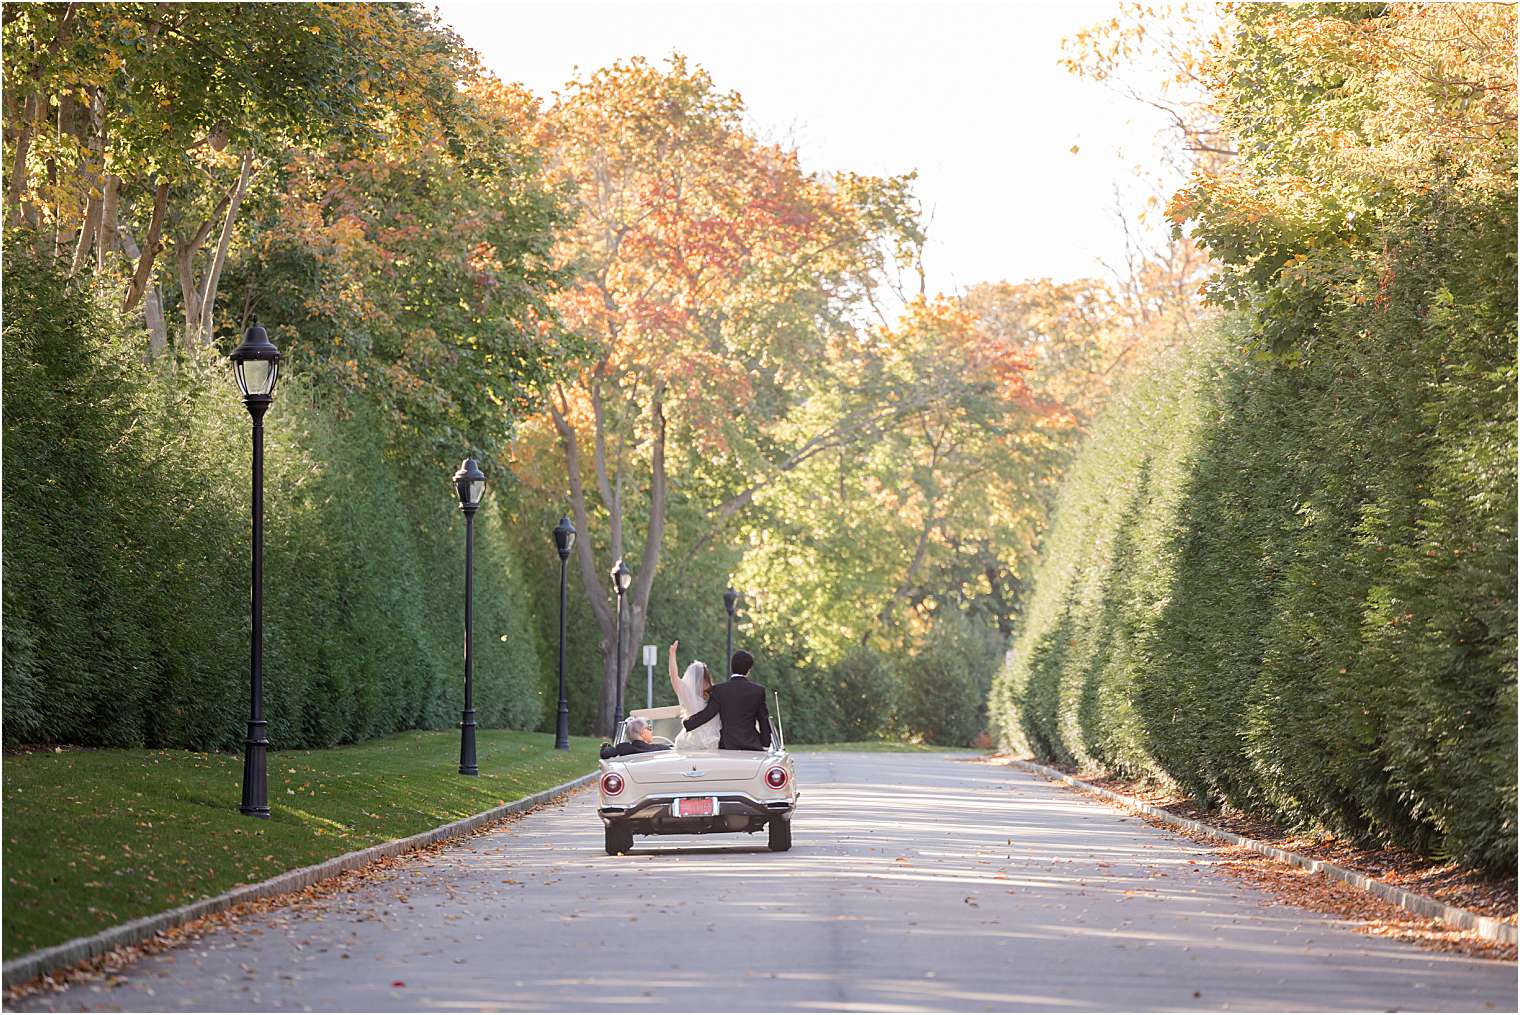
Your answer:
2,729 -> 600,959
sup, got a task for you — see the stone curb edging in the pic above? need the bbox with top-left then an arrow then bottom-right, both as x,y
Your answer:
1006,758 -> 1517,946
1,770 -> 598,989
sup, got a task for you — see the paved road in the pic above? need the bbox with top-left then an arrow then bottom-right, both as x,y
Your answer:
16,753 -> 1516,1012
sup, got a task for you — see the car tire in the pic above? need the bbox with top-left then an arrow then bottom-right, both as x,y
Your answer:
767,816 -> 792,852
605,822 -> 633,855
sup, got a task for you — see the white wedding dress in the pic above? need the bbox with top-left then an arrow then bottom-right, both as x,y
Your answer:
672,662 -> 722,752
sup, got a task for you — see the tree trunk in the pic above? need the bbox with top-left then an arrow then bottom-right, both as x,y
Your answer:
548,391 -> 615,734
6,93 -> 37,228
196,150 -> 253,345
145,284 -> 169,360
548,381 -> 674,736
174,153 -> 252,348
597,593 -> 651,736
595,604 -> 619,735
593,388 -> 666,734
69,191 -> 100,275
68,85 -> 105,275
96,173 -> 118,270
120,228 -> 169,357
122,180 -> 168,313
176,244 -> 201,350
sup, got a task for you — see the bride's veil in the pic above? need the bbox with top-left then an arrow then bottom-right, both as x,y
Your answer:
680,661 -> 707,712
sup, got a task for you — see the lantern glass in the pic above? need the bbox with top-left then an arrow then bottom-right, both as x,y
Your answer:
616,567 -> 633,592
456,477 -> 484,507
236,358 -> 277,398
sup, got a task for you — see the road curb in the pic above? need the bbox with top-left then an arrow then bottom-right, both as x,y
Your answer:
1,770 -> 597,989
1005,758 -> 1517,945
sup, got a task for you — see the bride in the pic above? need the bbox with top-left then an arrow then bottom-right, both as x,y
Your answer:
667,641 -> 721,751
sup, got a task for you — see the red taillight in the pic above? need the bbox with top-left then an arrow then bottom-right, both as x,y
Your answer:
765,766 -> 788,790
601,772 -> 624,796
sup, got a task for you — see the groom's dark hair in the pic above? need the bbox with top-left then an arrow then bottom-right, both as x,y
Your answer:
731,650 -> 754,676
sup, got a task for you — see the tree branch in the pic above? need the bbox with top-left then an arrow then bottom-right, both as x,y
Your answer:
548,397 -> 613,634
682,393 -> 939,560
96,172 -> 118,270
589,380 -> 619,524
122,180 -> 169,314
632,383 -> 667,612
197,149 -> 254,344
119,227 -> 169,357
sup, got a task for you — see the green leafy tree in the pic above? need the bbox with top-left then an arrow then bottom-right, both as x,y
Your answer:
220,76 -> 565,466
3,2 -> 481,352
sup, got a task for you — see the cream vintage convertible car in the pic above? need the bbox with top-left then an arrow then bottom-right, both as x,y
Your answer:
597,704 -> 798,854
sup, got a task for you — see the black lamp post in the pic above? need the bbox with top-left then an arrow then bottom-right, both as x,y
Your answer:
724,586 -> 739,671
552,515 -> 575,751
453,457 -> 486,776
230,317 -> 280,819
611,558 -> 633,733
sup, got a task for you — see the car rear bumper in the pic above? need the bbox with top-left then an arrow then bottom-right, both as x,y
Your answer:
599,792 -> 796,835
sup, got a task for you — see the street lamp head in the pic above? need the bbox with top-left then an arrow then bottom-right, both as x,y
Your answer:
229,316 -> 280,403
724,586 -> 739,615
553,514 -> 576,560
611,558 -> 633,595
452,458 -> 486,512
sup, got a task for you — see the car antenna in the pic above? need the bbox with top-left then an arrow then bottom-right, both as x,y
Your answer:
773,690 -> 785,749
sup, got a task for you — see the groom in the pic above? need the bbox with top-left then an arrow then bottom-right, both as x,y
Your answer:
682,650 -> 772,751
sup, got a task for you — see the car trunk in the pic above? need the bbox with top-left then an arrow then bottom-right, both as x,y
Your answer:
623,751 -> 768,785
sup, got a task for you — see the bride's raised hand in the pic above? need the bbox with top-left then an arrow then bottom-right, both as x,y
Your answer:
667,641 -> 681,683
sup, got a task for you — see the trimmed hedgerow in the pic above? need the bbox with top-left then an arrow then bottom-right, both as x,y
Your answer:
993,210 -> 1517,873
3,250 -> 546,751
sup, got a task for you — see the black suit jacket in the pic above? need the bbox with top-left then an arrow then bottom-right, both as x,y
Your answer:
599,740 -> 671,759
682,675 -> 772,751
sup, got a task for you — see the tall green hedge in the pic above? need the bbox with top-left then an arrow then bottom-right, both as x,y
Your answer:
3,251 -> 547,750
992,217 -> 1517,873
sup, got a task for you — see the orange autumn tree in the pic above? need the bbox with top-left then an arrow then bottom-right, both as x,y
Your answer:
522,56 -> 923,732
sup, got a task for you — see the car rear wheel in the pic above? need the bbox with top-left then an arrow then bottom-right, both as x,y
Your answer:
605,822 -> 633,855
767,816 -> 792,852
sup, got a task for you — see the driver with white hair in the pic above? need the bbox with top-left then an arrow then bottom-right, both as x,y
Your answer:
599,715 -> 674,759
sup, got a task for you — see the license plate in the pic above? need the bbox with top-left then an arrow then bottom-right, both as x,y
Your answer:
674,797 -> 716,817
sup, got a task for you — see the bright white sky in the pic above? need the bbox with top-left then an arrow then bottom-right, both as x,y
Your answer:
434,0 -> 1180,296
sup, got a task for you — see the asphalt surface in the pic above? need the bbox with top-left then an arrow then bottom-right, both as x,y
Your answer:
14,752 -> 1516,1012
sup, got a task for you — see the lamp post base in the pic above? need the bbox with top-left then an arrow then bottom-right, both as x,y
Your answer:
240,719 -> 270,818
554,702 -> 570,751
459,710 -> 479,776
